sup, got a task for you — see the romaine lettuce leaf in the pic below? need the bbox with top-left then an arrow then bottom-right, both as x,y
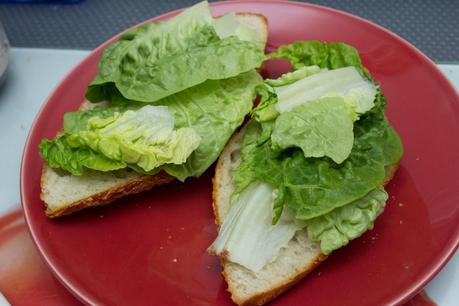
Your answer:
268,40 -> 363,70
264,65 -> 322,87
41,105 -> 201,175
274,66 -> 377,114
44,71 -> 261,179
209,181 -> 305,272
252,65 -> 375,126
163,70 -> 262,180
233,91 -> 402,221
66,106 -> 200,172
271,97 -> 355,164
39,137 -> 126,176
307,188 -> 388,254
86,1 -> 264,103
250,83 -> 279,123
233,41 -> 402,222
63,105 -> 133,134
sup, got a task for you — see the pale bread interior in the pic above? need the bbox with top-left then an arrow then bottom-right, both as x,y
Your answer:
40,13 -> 269,218
42,168 -> 139,211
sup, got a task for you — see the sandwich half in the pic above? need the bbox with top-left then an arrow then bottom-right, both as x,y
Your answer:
212,126 -> 399,306
209,41 -> 403,305
39,2 -> 268,217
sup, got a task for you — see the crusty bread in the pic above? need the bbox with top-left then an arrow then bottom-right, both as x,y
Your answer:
212,125 -> 399,306
40,13 -> 269,218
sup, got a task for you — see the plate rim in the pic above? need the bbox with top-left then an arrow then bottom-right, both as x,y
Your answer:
20,1 -> 459,305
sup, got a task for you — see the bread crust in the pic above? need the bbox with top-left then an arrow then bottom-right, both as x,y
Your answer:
225,254 -> 327,306
41,167 -> 174,217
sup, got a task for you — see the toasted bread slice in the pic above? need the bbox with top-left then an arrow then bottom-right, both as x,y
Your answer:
41,13 -> 269,218
212,125 -> 399,306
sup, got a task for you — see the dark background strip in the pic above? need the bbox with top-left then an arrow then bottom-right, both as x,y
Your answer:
0,0 -> 457,62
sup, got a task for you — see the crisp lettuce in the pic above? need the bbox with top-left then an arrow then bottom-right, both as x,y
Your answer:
250,83 -> 279,123
268,40 -> 363,70
274,67 -> 377,114
307,188 -> 388,255
163,70 -> 261,180
86,1 -> 264,103
271,97 -> 355,164
234,120 -> 382,221
209,181 -> 304,272
40,105 -> 201,175
264,65 -> 322,87
39,137 -> 126,176
233,90 -> 402,221
63,106 -> 134,134
66,106 -> 200,172
44,71 -> 261,179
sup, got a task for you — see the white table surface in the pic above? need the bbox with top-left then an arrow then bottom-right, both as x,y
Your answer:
0,48 -> 457,305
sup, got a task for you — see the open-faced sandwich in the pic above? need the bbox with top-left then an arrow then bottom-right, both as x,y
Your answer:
209,41 -> 403,305
38,1 -> 268,217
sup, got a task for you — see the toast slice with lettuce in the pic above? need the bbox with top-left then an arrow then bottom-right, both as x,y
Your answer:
39,2 -> 268,217
209,41 -> 403,305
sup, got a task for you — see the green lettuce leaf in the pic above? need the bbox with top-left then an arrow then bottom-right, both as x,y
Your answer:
44,71 -> 261,179
268,40 -> 363,70
252,65 -> 375,126
39,137 -> 126,176
250,83 -> 279,123
271,97 -> 355,164
41,105 -> 201,175
264,65 -> 322,87
233,41 -> 402,222
233,91 -> 402,221
63,105 -> 133,134
274,66 -> 377,115
66,106 -> 201,172
307,188 -> 388,254
86,1 -> 264,103
163,70 -> 262,180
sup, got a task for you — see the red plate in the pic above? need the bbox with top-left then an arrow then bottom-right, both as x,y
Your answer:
21,1 -> 459,305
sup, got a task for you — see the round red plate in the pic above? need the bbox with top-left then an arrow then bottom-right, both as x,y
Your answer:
21,1 -> 459,305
